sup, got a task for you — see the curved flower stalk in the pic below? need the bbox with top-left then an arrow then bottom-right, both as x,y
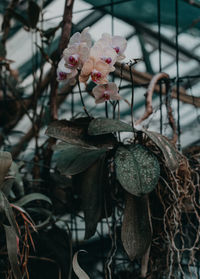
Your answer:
92,82 -> 121,104
97,33 -> 127,61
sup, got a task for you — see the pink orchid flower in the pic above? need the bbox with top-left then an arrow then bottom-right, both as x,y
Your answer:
57,58 -> 77,83
92,82 -> 121,104
90,43 -> 117,72
98,33 -> 127,61
63,43 -> 90,71
79,56 -> 110,84
68,27 -> 92,48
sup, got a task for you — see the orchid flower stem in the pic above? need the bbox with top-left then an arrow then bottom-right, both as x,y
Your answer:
129,64 -> 135,131
105,101 -> 108,118
77,74 -> 90,118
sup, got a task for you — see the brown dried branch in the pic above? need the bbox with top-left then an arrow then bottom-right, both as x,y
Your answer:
135,72 -> 169,125
114,62 -> 200,107
1,0 -> 20,45
50,0 -> 75,121
165,86 -> 178,144
0,70 -> 52,146
11,82 -> 73,159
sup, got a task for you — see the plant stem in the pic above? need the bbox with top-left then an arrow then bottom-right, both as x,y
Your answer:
105,101 -> 108,118
129,64 -> 135,131
77,73 -> 90,118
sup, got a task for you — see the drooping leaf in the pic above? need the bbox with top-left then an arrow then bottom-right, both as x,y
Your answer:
0,151 -> 12,186
88,117 -> 135,135
121,194 -> 151,261
0,191 -> 20,239
4,225 -> 22,279
115,144 -> 160,196
28,1 -> 40,28
54,143 -> 107,176
14,193 -> 52,207
79,155 -> 106,239
45,119 -> 90,147
142,129 -> 182,171
72,250 -> 90,279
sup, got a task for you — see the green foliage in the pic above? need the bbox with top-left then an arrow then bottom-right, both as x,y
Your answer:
88,117 -> 135,135
4,225 -> 22,279
78,155 -> 107,239
54,142 -> 107,176
45,119 -> 90,147
142,129 -> 182,171
115,144 -> 160,196
121,194 -> 151,261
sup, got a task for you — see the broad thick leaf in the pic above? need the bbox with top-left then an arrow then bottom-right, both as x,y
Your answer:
45,119 -> 89,146
4,225 -> 22,279
72,250 -> 90,279
14,193 -> 52,207
88,118 -> 135,135
142,129 -> 182,171
0,151 -> 12,186
115,144 -> 160,196
121,194 -> 151,261
54,143 -> 107,176
28,1 -> 40,28
79,156 -> 106,239
0,191 -> 20,238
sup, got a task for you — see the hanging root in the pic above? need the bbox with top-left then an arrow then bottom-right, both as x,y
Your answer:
150,152 -> 200,278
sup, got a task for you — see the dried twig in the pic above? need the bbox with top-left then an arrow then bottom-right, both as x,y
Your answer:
135,72 -> 169,125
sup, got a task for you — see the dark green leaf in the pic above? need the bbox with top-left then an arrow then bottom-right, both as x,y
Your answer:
88,117 -> 135,135
28,1 -> 40,28
0,42 -> 6,58
0,191 -> 20,239
14,193 -> 52,207
45,119 -> 90,147
54,143 -> 107,176
4,225 -> 22,279
79,156 -> 106,239
7,8 -> 29,27
121,194 -> 151,261
115,144 -> 160,196
0,151 -> 12,186
142,129 -> 182,171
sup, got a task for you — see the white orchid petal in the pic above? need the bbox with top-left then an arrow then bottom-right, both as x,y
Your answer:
69,32 -> 81,46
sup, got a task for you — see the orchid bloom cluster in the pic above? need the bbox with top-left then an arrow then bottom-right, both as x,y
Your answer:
57,27 -> 127,104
